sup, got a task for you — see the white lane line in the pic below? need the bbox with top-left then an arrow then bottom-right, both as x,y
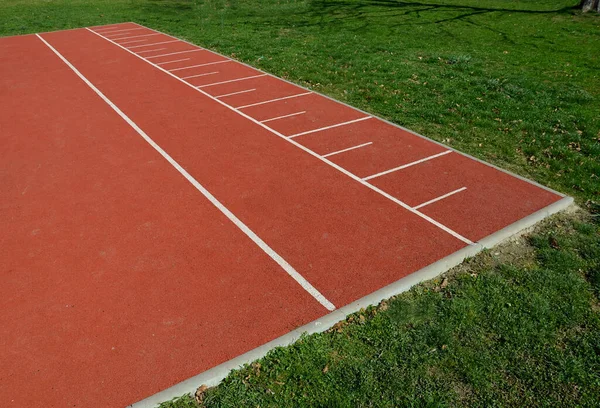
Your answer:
119,39 -> 149,45
111,33 -> 160,41
127,40 -> 179,49
322,142 -> 373,158
181,71 -> 219,80
260,111 -> 306,123
362,150 -> 452,181
42,32 -> 336,312
413,187 -> 467,210
215,89 -> 256,98
237,92 -> 312,109
147,49 -> 204,59
93,25 -> 136,33
288,117 -> 372,139
197,74 -> 267,88
170,60 -> 231,72
95,27 -> 145,35
156,58 -> 190,66
136,48 -> 167,54
88,28 -> 474,247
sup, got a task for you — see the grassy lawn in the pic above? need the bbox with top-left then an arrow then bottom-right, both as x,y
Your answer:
1,0 -> 599,406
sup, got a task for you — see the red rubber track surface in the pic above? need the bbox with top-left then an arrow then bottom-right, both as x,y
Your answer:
0,23 -> 563,407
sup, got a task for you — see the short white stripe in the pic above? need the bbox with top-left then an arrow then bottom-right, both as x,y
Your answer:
111,33 -> 160,41
215,89 -> 256,98
181,71 -> 219,80
147,49 -> 204,59
197,74 -> 267,88
288,117 -> 372,139
237,92 -> 312,109
156,58 -> 190,66
119,39 -> 149,45
44,31 -> 336,312
89,27 -> 474,247
260,111 -> 306,123
362,150 -> 452,181
136,48 -> 167,54
322,142 -> 373,158
170,60 -> 231,72
413,187 -> 467,210
127,40 -> 179,49
94,27 -> 145,35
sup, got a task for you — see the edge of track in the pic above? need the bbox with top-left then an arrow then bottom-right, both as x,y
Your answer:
131,196 -> 574,407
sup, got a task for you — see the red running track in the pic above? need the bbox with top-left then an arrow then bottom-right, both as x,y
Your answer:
0,23 -> 568,407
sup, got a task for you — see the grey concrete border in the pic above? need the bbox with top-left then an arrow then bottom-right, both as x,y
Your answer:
130,196 -> 573,407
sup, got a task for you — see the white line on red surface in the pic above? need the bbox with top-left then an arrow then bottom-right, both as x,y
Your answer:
156,58 -> 191,66
147,49 -> 204,59
111,33 -> 160,41
413,187 -> 467,210
170,60 -> 231,72
288,117 -> 372,139
127,40 -> 179,49
260,111 -> 306,123
181,71 -> 219,79
40,31 -> 337,312
215,89 -> 256,98
236,92 -> 312,109
196,74 -> 267,88
322,142 -> 373,158
88,28 -> 475,246
362,150 -> 452,181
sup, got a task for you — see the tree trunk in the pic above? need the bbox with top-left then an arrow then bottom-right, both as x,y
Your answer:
581,0 -> 600,12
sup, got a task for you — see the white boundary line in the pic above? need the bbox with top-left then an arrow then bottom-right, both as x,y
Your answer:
260,111 -> 306,123
237,92 -> 312,109
413,187 -> 467,210
197,74 -> 267,88
170,60 -> 230,72
136,48 -> 167,54
322,142 -> 373,158
156,58 -> 190,66
119,39 -> 149,45
94,27 -> 145,35
87,28 -> 474,246
181,71 -> 219,80
37,33 -> 336,312
92,25 -> 136,33
288,116 -> 372,139
215,89 -> 256,98
111,33 -> 160,41
127,40 -> 179,49
147,49 -> 204,59
362,150 -> 452,181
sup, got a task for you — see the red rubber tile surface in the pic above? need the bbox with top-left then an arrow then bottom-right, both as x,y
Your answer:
0,34 -> 325,408
1,22 -> 565,408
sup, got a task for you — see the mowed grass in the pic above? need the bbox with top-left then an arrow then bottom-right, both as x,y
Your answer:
1,0 -> 598,406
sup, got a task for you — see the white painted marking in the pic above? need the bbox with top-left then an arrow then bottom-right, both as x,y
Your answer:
119,39 -> 149,46
322,142 -> 373,158
127,40 -> 179,49
88,28 -> 474,246
156,58 -> 191,66
362,150 -> 452,181
288,117 -> 372,139
111,33 -> 160,41
147,49 -> 204,59
413,187 -> 467,210
215,89 -> 256,98
197,74 -> 267,88
42,32 -> 336,312
95,27 -> 145,35
170,60 -> 231,72
181,71 -> 219,80
260,111 -> 306,123
236,92 -> 312,109
136,48 -> 167,54
93,25 -> 137,33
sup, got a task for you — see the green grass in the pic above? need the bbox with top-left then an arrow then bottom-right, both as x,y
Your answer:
1,0 -> 598,406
